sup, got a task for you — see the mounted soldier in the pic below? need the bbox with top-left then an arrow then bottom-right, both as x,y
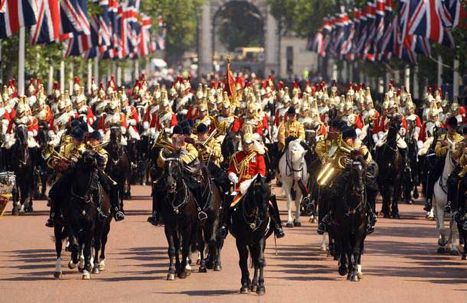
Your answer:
218,132 -> 284,239
316,127 -> 377,235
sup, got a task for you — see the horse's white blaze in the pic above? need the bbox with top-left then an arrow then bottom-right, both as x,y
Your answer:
278,140 -> 308,225
432,150 -> 459,252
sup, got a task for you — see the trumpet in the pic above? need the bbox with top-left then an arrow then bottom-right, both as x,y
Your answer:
42,145 -> 71,163
154,133 -> 178,152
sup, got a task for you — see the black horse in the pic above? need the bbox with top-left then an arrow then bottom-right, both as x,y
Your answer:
330,153 -> 369,282
220,131 -> 240,170
105,127 -> 131,210
195,165 -> 224,272
229,175 -> 273,295
158,155 -> 198,280
402,119 -> 419,204
52,150 -> 101,279
10,124 -> 34,215
375,116 -> 403,218
34,121 -> 51,200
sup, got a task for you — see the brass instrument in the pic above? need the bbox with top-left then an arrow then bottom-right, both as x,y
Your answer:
153,132 -> 178,152
43,144 -> 72,164
316,142 -> 354,186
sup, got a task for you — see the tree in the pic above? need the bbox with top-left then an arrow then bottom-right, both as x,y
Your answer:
142,0 -> 206,64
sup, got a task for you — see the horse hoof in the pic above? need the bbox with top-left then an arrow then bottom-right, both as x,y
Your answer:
250,284 -> 257,292
214,264 -> 222,271
92,267 -> 100,274
357,272 -> 363,279
82,271 -> 91,280
78,266 -> 84,273
53,271 -> 62,279
351,274 -> 359,282
178,271 -> 188,279
293,221 -> 301,227
437,247 -> 446,254
285,222 -> 294,228
240,287 -> 249,294
198,266 -> 207,273
167,273 -> 176,281
256,286 -> 266,296
98,260 -> 106,271
338,266 -> 347,276
68,261 -> 77,270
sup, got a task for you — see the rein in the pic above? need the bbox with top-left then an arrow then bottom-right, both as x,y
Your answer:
70,170 -> 96,205
285,148 -> 305,177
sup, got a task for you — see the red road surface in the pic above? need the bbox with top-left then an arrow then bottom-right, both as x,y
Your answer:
0,185 -> 465,303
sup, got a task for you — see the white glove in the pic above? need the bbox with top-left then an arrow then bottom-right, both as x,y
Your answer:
121,126 -> 127,135
27,131 -> 34,138
128,119 -> 137,126
372,134 -> 379,143
399,128 -> 406,136
228,172 -> 238,184
143,121 -> 150,130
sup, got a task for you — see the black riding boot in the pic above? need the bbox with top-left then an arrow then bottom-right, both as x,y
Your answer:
269,194 -> 285,238
218,195 -> 234,239
45,199 -> 56,227
317,211 -> 332,235
367,206 -> 377,235
99,171 -> 124,221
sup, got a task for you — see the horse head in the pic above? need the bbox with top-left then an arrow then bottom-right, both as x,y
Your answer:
110,126 -> 122,144
286,139 -> 306,180
37,120 -> 49,148
78,150 -> 99,172
348,151 -> 367,205
244,175 -> 270,218
15,124 -> 28,146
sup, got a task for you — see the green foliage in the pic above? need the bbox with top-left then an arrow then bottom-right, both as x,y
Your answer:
267,0 -> 336,37
216,2 -> 264,51
141,0 -> 206,64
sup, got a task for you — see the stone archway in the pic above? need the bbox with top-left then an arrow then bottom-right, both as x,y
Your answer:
198,0 -> 279,77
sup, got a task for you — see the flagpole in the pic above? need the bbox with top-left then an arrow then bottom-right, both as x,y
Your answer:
87,60 -> 92,95
60,50 -> 65,93
404,65 -> 410,92
69,62 -> 74,92
134,60 -> 139,81
437,55 -> 442,88
453,58 -> 459,99
47,64 -> 54,95
94,57 -> 99,85
117,63 -> 122,87
18,27 -> 26,96
413,65 -> 419,100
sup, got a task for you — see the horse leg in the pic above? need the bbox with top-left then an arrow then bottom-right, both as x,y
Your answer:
164,224 -> 177,280
381,186 -> 390,217
434,197 -> 447,253
53,224 -> 63,279
92,223 -> 103,274
294,191 -> 302,227
236,239 -> 250,294
283,186 -> 294,227
337,240 -> 347,276
99,221 -> 110,271
448,219 -> 459,255
391,183 -> 401,219
215,237 -> 224,271
256,238 -> 266,295
82,232 -> 92,280
198,228 -> 207,273
179,224 -> 192,279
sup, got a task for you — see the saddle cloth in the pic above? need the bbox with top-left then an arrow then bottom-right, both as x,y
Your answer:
376,132 -> 407,149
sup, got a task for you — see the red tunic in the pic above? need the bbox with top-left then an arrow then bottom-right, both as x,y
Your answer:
228,151 -> 266,191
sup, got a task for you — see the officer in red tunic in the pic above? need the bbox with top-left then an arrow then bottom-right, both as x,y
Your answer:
217,132 -> 284,239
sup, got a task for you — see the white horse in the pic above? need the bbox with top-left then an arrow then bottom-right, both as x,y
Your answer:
432,149 -> 459,254
278,139 -> 308,227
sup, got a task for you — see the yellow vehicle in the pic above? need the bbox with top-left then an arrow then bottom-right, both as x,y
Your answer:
0,172 -> 15,216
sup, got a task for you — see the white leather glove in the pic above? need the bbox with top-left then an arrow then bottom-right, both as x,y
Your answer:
228,172 -> 238,184
128,119 -> 137,126
143,121 -> 150,130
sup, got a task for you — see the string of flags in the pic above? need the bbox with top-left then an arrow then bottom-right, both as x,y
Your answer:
0,0 -> 166,59
308,0 -> 466,65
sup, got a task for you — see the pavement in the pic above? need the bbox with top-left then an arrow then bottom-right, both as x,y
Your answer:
0,185 -> 465,303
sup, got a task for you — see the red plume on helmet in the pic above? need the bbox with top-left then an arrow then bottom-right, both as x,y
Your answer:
277,80 -> 285,90
73,76 -> 81,85
52,81 -> 60,91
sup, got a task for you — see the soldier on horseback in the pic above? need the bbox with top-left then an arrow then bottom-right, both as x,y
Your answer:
218,132 -> 285,239
316,127 -> 377,235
